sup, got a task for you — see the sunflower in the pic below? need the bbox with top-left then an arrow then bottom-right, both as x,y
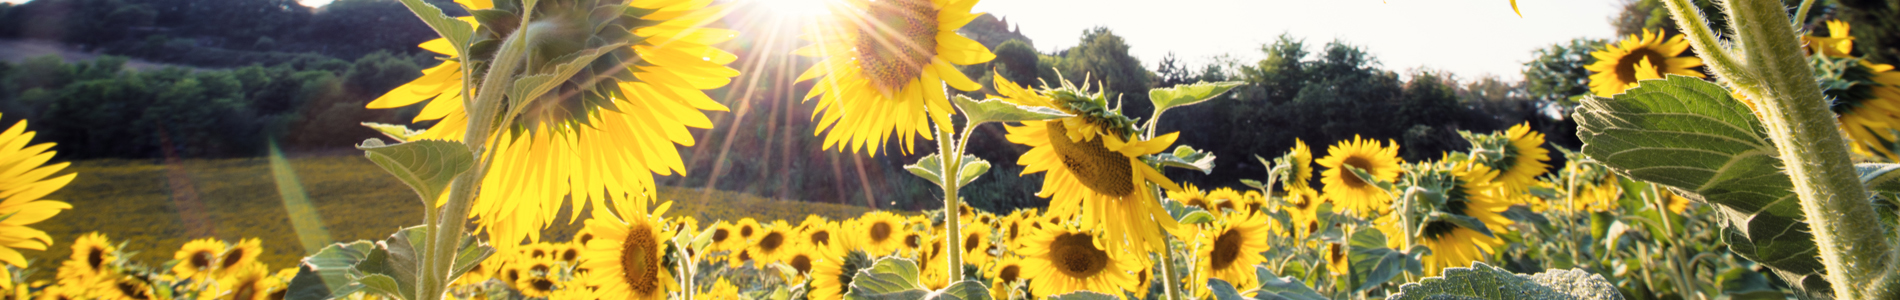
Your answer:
986,256 -> 1025,299
855,211 -> 910,256
799,219 -> 839,255
898,230 -> 930,259
1016,222 -> 1138,296
794,0 -> 995,155
1795,21 -> 1900,160
172,238 -> 226,283
56,233 -> 116,286
1317,136 -> 1403,217
1285,188 -> 1325,240
580,196 -> 677,300
749,221 -> 795,265
810,250 -> 870,300
1565,165 -> 1621,213
1586,29 -> 1706,97
1385,161 -> 1514,276
707,221 -> 737,253
97,274 -> 155,300
1323,242 -> 1349,275
216,238 -> 262,278
555,242 -> 584,267
1286,139 -> 1315,192
510,257 -> 562,298
0,117 -> 73,290
1195,210 -> 1274,289
1206,187 -> 1247,214
1805,20 -> 1857,58
1488,123 -> 1551,191
780,244 -> 819,276
958,221 -> 994,266
212,264 -> 281,300
998,74 -> 1185,254
1167,184 -> 1214,211
733,218 -> 762,245
365,0 -> 739,249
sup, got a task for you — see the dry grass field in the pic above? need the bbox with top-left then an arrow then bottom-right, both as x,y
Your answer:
24,154 -> 873,281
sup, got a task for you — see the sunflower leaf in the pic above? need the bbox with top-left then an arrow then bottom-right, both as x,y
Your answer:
1179,210 -> 1217,225
357,139 -> 473,207
844,257 -> 928,300
394,0 -> 473,52
356,274 -> 404,300
1346,229 -> 1409,292
905,153 -> 989,188
1148,81 -> 1242,117
952,95 -> 1072,125
1251,267 -> 1329,300
1206,278 -> 1249,300
923,280 -> 992,300
1386,262 -> 1620,300
1856,163 -> 1900,194
958,157 -> 990,187
361,122 -> 423,143
287,241 -> 377,299
1154,145 -> 1217,174
449,231 -> 494,288
1573,75 -> 1828,297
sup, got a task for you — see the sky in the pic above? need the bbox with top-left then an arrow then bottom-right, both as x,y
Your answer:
969,0 -> 1627,81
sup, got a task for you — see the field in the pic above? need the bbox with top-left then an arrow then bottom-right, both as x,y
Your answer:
23,153 -> 872,281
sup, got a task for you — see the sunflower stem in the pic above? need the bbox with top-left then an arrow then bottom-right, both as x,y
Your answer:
1155,209 -> 1185,300
936,124 -> 965,283
1663,0 -> 1900,298
418,26 -> 529,300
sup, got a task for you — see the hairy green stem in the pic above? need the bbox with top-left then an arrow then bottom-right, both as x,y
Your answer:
1662,0 -> 1898,298
417,28 -> 526,300
1156,219 -> 1184,300
937,124 -> 965,282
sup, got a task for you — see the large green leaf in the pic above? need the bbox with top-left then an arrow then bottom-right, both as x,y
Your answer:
844,258 -> 928,300
1347,229 -> 1412,292
358,139 -> 473,206
1386,262 -> 1621,300
1254,267 -> 1328,300
923,280 -> 992,300
393,0 -> 473,52
1148,81 -> 1242,113
1154,145 -> 1218,174
1573,75 -> 1826,296
286,241 -> 375,300
952,95 -> 1072,125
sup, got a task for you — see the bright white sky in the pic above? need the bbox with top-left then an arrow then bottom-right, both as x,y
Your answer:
970,0 -> 1626,81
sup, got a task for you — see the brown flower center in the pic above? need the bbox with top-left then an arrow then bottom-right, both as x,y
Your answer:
221,249 -> 246,269
998,265 -> 1020,283
854,0 -> 939,94
1210,229 -> 1243,270
759,232 -> 786,252
1046,121 -> 1135,197
790,254 -> 814,274
811,230 -> 833,246
1340,156 -> 1374,188
189,251 -> 214,270
870,222 -> 894,242
712,228 -> 731,243
87,248 -> 106,271
1614,48 -> 1667,84
964,232 -> 983,254
621,222 -> 662,295
1048,233 -> 1109,278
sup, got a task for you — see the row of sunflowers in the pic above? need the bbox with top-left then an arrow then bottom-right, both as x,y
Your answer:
1,0 -> 1897,298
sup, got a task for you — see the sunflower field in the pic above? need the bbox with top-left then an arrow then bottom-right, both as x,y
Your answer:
7,0 -> 1900,299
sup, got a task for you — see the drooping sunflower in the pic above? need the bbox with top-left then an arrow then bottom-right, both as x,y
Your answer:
0,117 -> 73,290
1586,29 -> 1706,97
216,238 -> 263,278
1195,210 -> 1274,289
748,221 -> 795,265
172,238 -> 226,283
1015,222 -> 1138,296
1385,161 -> 1514,275
56,233 -> 116,286
997,74 -> 1185,254
364,0 -> 740,249
1317,136 -> 1403,217
855,211 -> 910,256
1793,20 -> 1900,160
580,195 -> 677,300
794,0 -> 995,155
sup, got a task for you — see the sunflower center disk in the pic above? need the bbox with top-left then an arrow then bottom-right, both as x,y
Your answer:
812,231 -> 832,245
621,223 -> 662,294
1050,233 -> 1109,277
1613,48 -> 1666,84
964,234 -> 983,253
870,222 -> 893,242
1046,122 -> 1137,197
1210,229 -> 1243,269
855,0 -> 939,94
790,255 -> 814,273
998,265 -> 1020,282
761,233 -> 785,251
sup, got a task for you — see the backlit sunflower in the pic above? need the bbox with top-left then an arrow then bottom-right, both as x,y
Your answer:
1586,29 -> 1706,97
1795,20 -> 1900,160
365,0 -> 739,249
748,221 -> 795,264
1385,161 -> 1513,276
1016,222 -> 1137,296
580,195 -> 677,300
1167,184 -> 1213,211
959,222 -> 994,266
997,74 -> 1184,254
855,211 -> 909,256
0,117 -> 73,290
1195,210 -> 1273,290
794,0 -> 995,155
172,238 -> 226,283
56,233 -> 116,286
212,264 -> 281,300
1286,139 -> 1315,192
1317,136 -> 1402,217
986,256 -> 1025,300
216,238 -> 262,278
810,250 -> 870,300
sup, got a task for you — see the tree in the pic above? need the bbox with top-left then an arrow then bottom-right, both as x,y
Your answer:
1054,27 -> 1157,118
1523,38 -> 1605,103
